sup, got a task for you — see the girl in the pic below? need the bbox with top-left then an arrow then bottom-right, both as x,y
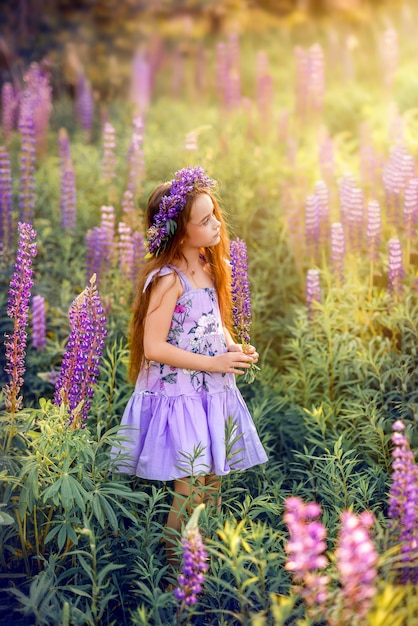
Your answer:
112,166 -> 268,564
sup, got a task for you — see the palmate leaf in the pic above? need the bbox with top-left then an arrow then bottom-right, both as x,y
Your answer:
42,472 -> 89,511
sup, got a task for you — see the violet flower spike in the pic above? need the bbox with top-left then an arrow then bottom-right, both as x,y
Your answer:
32,294 -> 46,352
53,274 -> 107,427
284,496 -> 329,611
4,222 -> 37,416
335,511 -> 378,621
306,269 -> 321,320
0,145 -> 13,248
388,237 -> 403,300
174,503 -> 208,607
388,420 -> 418,583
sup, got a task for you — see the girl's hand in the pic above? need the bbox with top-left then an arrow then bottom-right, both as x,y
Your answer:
228,343 -> 259,364
209,350 -> 254,375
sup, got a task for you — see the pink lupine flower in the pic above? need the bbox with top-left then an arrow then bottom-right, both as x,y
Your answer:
388,237 -> 403,299
331,222 -> 345,283
335,511 -> 378,620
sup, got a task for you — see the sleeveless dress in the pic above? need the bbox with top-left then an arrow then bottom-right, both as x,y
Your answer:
112,265 -> 268,481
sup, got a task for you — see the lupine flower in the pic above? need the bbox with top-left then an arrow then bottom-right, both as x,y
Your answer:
230,238 -> 251,344
85,227 -> 103,285
305,195 -> 320,261
22,63 -> 52,155
130,49 -> 151,113
314,180 -> 330,243
75,72 -> 94,139
102,122 -> 116,183
32,294 -> 46,352
122,189 -> 137,229
338,173 -> 356,228
388,237 -> 403,299
331,222 -> 345,283
0,146 -> 13,248
18,104 -> 36,222
306,269 -> 321,320
309,44 -> 325,114
128,115 -> 145,195
366,201 -> 381,262
284,496 -> 329,609
335,511 -> 378,621
347,186 -> 364,252
58,127 -> 71,165
1,82 -> 18,143
53,274 -> 107,427
388,420 -> 418,584
318,135 -> 334,182
174,503 -> 209,606
4,222 -> 37,415
403,180 -> 418,241
100,205 -> 116,267
117,221 -> 134,280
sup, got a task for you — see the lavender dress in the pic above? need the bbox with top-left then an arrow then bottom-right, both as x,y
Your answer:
112,266 -> 268,481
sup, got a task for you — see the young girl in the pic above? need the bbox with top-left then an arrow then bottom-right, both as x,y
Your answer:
112,165 -> 268,564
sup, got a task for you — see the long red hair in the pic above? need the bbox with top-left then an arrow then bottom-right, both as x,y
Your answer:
128,182 -> 233,383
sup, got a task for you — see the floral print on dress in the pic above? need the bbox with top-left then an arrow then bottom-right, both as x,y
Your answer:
167,299 -> 192,346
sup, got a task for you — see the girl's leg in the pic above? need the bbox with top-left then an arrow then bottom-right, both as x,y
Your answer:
204,474 -> 222,510
165,476 -> 205,570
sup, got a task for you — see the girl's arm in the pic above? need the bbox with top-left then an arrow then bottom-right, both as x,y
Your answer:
143,274 -> 254,374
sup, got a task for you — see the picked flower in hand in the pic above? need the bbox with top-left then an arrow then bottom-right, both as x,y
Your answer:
230,237 -> 259,383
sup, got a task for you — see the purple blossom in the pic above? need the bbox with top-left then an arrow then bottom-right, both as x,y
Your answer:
1,82 -> 18,143
21,63 -> 52,155
388,420 -> 418,583
216,35 -> 241,109
230,238 -> 251,344
335,511 -> 378,620
284,496 -> 329,608
117,221 -> 134,280
32,294 -> 46,352
85,227 -> 103,285
314,180 -> 330,242
347,186 -> 364,252
331,222 -> 345,283
130,50 -> 152,113
53,275 -> 107,427
75,72 -> 94,139
338,173 -> 356,228
306,269 -> 321,320
0,146 -> 13,247
305,194 -> 320,260
128,115 -> 146,195
147,166 -> 215,256
366,201 -> 381,262
102,122 -> 116,183
174,503 -> 208,606
18,107 -> 36,222
403,180 -> 418,240
388,237 -> 403,299
4,222 -> 37,415
58,127 -> 71,164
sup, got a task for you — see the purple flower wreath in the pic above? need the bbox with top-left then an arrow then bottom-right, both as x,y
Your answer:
146,165 -> 215,256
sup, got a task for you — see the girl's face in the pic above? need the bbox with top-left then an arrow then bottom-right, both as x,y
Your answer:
183,193 -> 221,249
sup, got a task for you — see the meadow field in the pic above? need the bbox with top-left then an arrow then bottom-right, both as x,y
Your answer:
2,1 -> 418,624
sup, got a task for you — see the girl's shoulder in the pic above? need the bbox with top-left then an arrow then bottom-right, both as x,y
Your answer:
143,265 -> 187,294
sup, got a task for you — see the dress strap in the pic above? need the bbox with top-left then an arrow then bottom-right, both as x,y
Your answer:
142,266 -> 190,293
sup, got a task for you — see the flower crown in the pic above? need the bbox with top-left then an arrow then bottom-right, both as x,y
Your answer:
146,166 -> 216,256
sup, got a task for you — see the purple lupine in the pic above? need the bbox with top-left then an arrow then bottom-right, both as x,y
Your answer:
174,503 -> 208,606
60,161 -> 76,232
130,49 -> 152,113
388,237 -> 403,299
58,127 -> 71,164
403,181 -> 418,242
100,205 -> 116,268
75,72 -> 94,139
335,511 -> 378,621
23,63 -> 52,155
132,230 -> 145,284
306,269 -> 321,320
314,180 -> 330,243
347,186 -> 364,252
18,106 -> 36,222
230,238 -> 251,345
331,223 -> 345,283
338,173 -> 356,228
53,275 -> 107,427
102,122 -> 116,183
305,194 -> 321,261
284,496 -> 329,610
308,44 -> 325,114
122,189 -> 137,229
4,222 -> 37,415
366,200 -> 381,262
117,221 -> 134,280
32,294 -> 46,352
128,115 -> 145,196
388,420 -> 418,584
1,82 -> 18,143
85,227 -> 103,285
0,146 -> 13,247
